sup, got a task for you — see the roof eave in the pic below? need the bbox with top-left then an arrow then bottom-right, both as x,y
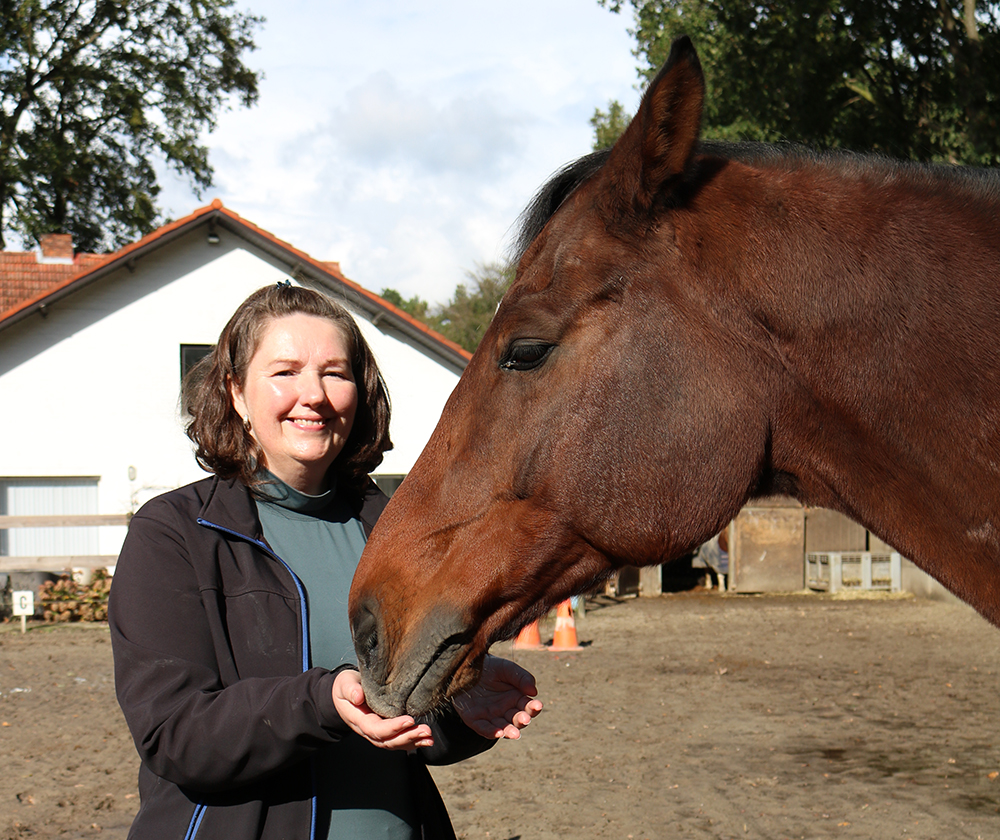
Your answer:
0,205 -> 473,372
0,208 -> 217,334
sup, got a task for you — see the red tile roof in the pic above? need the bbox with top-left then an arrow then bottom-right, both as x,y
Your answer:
0,251 -> 105,315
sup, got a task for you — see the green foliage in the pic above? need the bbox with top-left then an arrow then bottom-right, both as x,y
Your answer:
591,100 -> 631,150
380,288 -> 431,322
383,261 -> 514,353
431,262 -> 514,353
599,1 -> 1000,165
0,0 -> 264,252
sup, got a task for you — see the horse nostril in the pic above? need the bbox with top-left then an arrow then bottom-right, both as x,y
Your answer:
351,599 -> 382,677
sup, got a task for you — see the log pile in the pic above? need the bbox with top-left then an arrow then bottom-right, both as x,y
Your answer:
37,569 -> 112,622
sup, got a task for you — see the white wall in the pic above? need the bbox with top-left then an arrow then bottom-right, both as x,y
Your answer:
354,316 -> 460,477
0,225 -> 462,558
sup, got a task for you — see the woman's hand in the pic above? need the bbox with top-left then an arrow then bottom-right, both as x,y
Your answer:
332,669 -> 434,750
452,655 -> 543,740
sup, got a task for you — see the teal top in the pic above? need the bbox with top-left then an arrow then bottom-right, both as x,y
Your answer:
256,475 -> 416,840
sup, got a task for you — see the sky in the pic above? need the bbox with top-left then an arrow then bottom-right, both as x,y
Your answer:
157,1 -> 644,306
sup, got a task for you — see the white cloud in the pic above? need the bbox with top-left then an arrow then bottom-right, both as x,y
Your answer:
330,73 -> 523,175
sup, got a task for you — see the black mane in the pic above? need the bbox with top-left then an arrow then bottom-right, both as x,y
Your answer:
509,141 -> 1000,266
701,140 -> 1000,206
510,149 -> 611,264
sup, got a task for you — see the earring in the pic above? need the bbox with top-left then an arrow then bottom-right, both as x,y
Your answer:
243,416 -> 252,434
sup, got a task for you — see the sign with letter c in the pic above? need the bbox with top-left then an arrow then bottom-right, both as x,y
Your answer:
12,590 -> 34,617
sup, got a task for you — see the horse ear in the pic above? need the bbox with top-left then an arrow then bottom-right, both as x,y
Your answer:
602,36 -> 705,220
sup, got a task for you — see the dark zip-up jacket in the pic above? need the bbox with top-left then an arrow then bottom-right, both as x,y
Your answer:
109,475 -> 492,840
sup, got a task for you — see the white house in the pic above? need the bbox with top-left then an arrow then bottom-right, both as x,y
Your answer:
0,200 -> 470,573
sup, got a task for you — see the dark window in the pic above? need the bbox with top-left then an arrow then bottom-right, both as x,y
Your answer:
181,344 -> 213,380
180,344 -> 213,414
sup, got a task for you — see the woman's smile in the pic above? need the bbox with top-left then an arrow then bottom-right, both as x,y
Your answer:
287,416 -> 329,428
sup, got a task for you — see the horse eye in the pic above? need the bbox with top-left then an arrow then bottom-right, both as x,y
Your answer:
499,342 -> 555,371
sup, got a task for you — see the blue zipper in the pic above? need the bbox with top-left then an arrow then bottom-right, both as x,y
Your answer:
192,516 -> 318,840
183,804 -> 207,840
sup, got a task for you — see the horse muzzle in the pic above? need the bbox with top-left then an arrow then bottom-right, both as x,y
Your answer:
351,595 -> 478,718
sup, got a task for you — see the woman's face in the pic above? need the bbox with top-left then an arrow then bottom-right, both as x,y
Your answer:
230,313 -> 359,495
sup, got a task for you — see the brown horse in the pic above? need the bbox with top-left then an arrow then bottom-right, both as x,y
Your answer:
349,36 -> 1000,718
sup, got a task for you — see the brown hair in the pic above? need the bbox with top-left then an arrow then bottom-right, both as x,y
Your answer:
184,283 -> 392,497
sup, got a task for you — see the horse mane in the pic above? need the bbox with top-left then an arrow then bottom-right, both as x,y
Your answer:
509,149 -> 611,264
509,141 -> 1000,264
700,140 -> 1000,202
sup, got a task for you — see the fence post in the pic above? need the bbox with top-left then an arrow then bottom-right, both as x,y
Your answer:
861,553 -> 873,590
829,553 -> 842,594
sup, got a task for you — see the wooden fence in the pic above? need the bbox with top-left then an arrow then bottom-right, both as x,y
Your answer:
0,514 -> 129,573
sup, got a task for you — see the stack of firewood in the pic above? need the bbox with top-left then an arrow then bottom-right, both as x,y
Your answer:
37,569 -> 112,622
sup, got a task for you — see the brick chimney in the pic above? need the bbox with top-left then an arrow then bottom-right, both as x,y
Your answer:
38,233 -> 74,263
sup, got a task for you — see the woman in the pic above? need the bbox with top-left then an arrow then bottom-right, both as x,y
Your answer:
109,283 -> 542,840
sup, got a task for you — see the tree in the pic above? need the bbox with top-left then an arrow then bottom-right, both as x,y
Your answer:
382,261 -> 514,354
380,288 -> 431,322
0,0 -> 263,252
431,262 -> 513,353
590,100 -> 631,150
597,1 -> 1000,165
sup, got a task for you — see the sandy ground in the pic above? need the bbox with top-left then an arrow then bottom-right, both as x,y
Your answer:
3,590 -> 1000,840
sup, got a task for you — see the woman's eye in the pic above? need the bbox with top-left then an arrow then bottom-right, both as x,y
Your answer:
499,342 -> 555,372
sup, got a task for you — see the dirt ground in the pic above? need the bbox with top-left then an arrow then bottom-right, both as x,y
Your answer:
3,590 -> 1000,840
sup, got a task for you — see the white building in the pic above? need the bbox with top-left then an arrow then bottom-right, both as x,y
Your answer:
0,201 -> 469,573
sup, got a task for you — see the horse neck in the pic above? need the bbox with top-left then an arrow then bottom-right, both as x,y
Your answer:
693,163 -> 1000,616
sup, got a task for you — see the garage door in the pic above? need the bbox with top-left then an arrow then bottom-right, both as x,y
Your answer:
0,477 -> 99,557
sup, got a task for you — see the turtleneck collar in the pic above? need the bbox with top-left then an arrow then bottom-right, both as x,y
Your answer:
255,470 -> 336,513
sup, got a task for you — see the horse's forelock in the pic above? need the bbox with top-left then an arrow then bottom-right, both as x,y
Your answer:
506,143 -> 822,269
509,149 -> 611,265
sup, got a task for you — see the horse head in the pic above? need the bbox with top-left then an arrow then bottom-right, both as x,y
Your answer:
349,38 -> 776,717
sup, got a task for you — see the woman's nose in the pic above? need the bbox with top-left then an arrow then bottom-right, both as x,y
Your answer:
298,372 -> 326,404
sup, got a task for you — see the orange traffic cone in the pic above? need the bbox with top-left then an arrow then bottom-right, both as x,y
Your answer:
513,619 -> 544,650
549,600 -> 583,651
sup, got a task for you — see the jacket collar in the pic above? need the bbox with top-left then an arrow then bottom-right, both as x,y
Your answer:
198,475 -> 262,540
